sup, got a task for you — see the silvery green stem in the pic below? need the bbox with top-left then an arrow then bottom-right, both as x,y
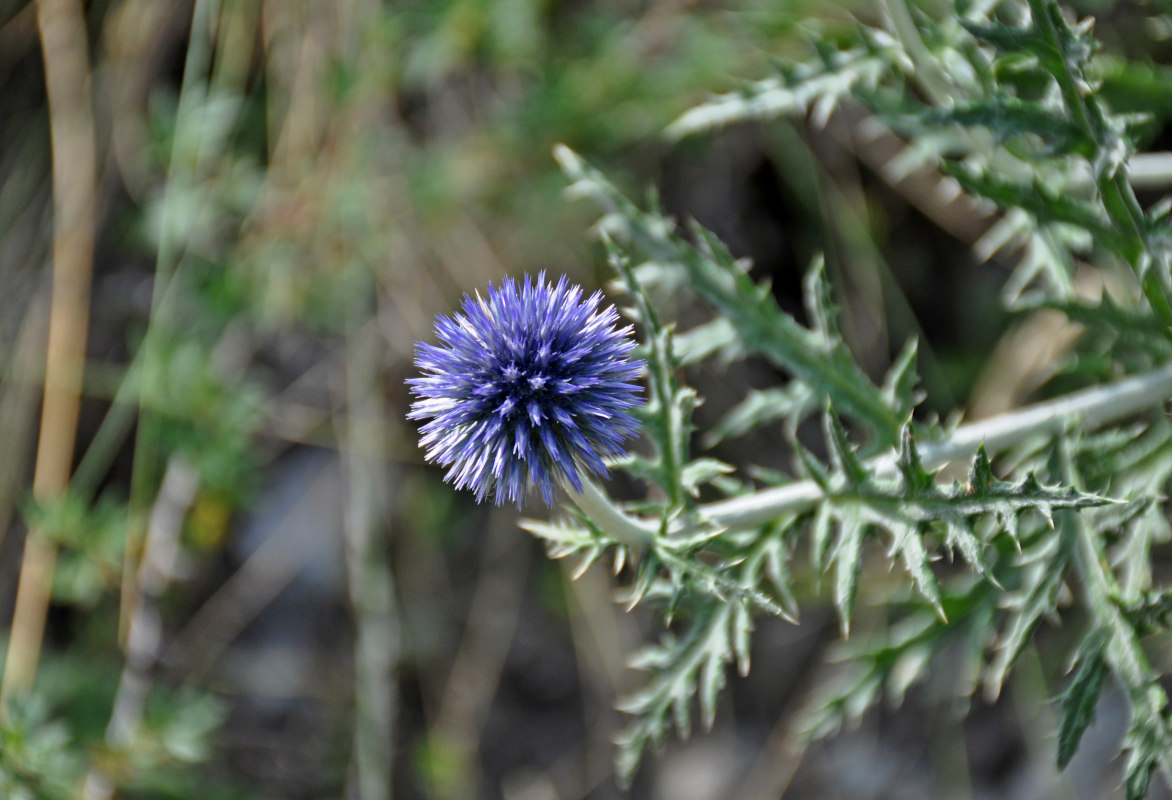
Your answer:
569,364 -> 1172,542
565,477 -> 657,548
1127,153 -> 1172,191
690,363 -> 1172,533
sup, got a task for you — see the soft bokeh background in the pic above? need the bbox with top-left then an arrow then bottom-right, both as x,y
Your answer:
2,0 -> 1171,798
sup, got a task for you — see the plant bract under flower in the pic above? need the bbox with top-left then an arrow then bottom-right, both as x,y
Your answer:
408,273 -> 642,506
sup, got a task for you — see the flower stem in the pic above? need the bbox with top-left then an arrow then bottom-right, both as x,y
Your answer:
683,363 -> 1172,533
1128,153 -> 1172,190
564,478 -> 657,549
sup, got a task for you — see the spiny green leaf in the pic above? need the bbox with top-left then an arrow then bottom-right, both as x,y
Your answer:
940,162 -> 1128,253
0,696 -> 80,800
617,453 -> 672,488
614,515 -> 805,782
802,254 -> 839,347
1122,589 -> 1172,636
557,146 -> 904,448
824,409 -> 870,487
698,643 -> 725,730
897,427 -> 936,493
680,458 -> 736,497
810,502 -> 835,578
795,439 -> 833,490
656,547 -> 785,618
703,384 -> 815,446
664,42 -> 901,139
614,602 -> 736,786
986,524 -> 1073,698
821,432 -> 1107,579
886,644 -> 933,707
732,601 -> 754,676
758,528 -> 801,622
961,19 -> 1047,55
832,514 -> 866,637
520,517 -> 611,570
1123,720 -> 1159,800
882,339 -> 921,421
660,523 -> 726,553
608,240 -> 695,508
871,509 -> 944,618
942,517 -> 994,580
968,445 -> 996,495
890,476 -> 1105,521
626,552 -> 662,610
674,317 -> 743,366
1057,629 -> 1109,768
670,688 -> 690,743
800,576 -> 999,744
613,726 -> 653,789
922,98 -> 1093,155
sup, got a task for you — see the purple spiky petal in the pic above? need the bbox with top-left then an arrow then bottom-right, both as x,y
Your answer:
408,272 -> 642,506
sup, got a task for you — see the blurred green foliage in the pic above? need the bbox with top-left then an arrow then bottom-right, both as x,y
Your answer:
0,1 -> 819,796
3,0 -> 1172,796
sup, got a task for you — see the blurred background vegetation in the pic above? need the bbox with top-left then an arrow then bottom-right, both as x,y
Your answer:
2,0 -> 1172,798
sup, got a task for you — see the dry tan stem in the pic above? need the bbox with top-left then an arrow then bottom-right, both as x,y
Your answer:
1,0 -> 97,704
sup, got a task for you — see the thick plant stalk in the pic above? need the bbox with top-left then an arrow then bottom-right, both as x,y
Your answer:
1123,153 -> 1172,191
565,478 -> 656,548
575,364 -> 1172,541
2,0 -> 97,704
692,363 -> 1172,532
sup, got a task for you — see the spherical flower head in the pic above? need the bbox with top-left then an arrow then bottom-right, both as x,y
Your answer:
408,272 -> 643,506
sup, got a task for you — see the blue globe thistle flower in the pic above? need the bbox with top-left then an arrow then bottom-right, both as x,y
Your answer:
408,272 -> 643,506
